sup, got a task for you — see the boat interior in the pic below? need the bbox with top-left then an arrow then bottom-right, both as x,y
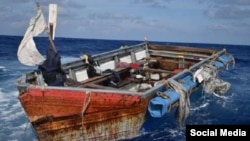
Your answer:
22,43 -> 217,92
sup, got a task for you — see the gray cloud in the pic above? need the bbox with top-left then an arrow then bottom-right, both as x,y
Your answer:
198,0 -> 250,36
199,0 -> 250,5
207,23 -> 235,31
207,21 -> 250,35
210,0 -> 250,5
130,0 -> 173,8
87,13 -> 142,22
205,6 -> 250,20
231,22 -> 250,32
202,0 -> 250,20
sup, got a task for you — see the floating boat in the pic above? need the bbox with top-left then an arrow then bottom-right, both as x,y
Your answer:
16,4 -> 235,141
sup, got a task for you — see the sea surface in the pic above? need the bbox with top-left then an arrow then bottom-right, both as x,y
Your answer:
0,35 -> 249,141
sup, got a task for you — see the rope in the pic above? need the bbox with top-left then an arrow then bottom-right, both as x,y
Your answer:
156,91 -> 171,100
167,78 -> 190,128
193,64 -> 231,95
81,91 -> 91,141
82,92 -> 91,115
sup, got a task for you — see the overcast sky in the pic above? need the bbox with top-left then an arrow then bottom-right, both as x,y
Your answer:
0,0 -> 250,45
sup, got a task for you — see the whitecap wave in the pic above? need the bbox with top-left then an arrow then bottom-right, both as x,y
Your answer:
9,122 -> 37,141
0,66 -> 7,71
149,128 -> 185,141
0,89 -> 32,140
212,92 -> 229,100
168,128 -> 185,137
191,102 -> 209,111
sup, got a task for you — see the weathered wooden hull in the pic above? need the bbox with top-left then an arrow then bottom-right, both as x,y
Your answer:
18,86 -> 153,141
32,99 -> 149,141
35,112 -> 145,141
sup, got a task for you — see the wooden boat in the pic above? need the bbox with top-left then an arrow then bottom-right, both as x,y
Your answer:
16,3 -> 235,141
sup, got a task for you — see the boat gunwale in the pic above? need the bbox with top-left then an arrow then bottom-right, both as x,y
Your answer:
16,42 -> 231,101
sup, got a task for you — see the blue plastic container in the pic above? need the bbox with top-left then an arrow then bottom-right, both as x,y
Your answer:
219,54 -> 232,64
148,90 -> 179,118
214,61 -> 224,69
214,54 -> 232,69
180,75 -> 197,92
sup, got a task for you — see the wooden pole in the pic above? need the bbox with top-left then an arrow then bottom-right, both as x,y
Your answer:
48,23 -> 57,53
36,3 -> 57,53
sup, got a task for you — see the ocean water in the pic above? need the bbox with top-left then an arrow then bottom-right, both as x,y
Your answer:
0,35 -> 249,141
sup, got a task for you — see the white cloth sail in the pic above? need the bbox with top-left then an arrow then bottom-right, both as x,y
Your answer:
17,6 -> 47,66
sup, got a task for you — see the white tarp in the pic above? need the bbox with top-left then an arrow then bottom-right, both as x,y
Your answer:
17,6 -> 47,66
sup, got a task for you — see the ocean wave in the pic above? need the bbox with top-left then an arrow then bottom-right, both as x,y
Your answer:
0,90 -> 22,119
5,122 -> 36,141
0,89 -> 30,141
190,102 -> 209,111
149,127 -> 185,141
0,66 -> 7,72
212,92 -> 229,100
